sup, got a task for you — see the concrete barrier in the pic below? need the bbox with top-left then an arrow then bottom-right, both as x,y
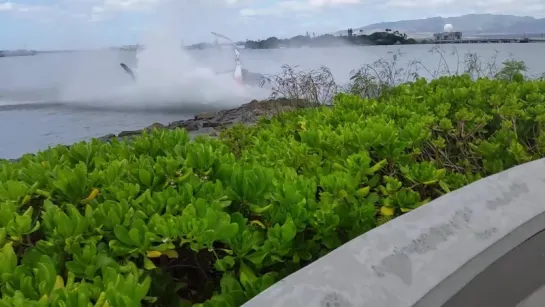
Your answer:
242,158 -> 545,307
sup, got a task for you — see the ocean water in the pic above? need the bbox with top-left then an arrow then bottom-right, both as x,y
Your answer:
0,43 -> 544,159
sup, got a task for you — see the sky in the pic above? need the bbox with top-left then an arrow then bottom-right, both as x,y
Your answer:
0,0 -> 544,50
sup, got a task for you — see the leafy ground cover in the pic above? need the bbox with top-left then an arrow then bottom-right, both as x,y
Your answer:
1,51 -> 545,306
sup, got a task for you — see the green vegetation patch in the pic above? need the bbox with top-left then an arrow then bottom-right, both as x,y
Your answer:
1,74 -> 545,307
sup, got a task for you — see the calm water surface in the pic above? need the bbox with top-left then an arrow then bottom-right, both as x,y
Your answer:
0,43 -> 544,159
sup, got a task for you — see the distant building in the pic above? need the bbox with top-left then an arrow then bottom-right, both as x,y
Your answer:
433,31 -> 462,41
433,24 -> 462,41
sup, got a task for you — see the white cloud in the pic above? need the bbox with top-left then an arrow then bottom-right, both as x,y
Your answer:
84,0 -> 162,22
0,1 -> 91,22
384,0 -> 456,8
101,0 -> 162,11
278,0 -> 315,11
239,0 -> 361,17
0,2 -> 14,11
239,1 -> 307,16
308,0 -> 360,7
474,0 -> 544,14
92,5 -> 105,13
226,0 -> 253,4
0,2 -> 48,13
0,2 -> 76,23
90,0 -> 242,14
383,0 -> 545,16
239,8 -> 276,16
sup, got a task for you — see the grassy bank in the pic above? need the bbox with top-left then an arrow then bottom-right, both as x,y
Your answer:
1,47 -> 544,307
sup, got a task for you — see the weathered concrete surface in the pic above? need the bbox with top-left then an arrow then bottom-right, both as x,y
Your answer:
242,158 -> 545,307
518,285 -> 545,307
436,226 -> 545,307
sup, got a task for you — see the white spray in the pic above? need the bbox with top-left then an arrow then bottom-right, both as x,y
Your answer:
55,0 -> 270,110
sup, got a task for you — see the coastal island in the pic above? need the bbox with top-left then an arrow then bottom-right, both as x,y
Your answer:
186,29 -> 417,50
245,29 -> 417,48
0,49 -> 37,57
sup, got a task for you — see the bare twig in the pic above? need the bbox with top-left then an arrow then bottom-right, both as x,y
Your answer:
261,45 -> 538,103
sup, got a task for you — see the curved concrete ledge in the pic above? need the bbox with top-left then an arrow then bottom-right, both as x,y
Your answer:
242,158 -> 545,307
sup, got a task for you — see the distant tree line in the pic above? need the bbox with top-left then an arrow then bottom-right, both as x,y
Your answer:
242,29 -> 417,49
184,29 -> 418,50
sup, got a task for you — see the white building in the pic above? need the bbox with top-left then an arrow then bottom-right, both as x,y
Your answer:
433,24 -> 463,41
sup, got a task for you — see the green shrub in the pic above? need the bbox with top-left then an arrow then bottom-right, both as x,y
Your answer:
1,72 -> 545,306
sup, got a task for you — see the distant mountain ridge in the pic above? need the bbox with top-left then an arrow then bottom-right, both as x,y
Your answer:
335,14 -> 545,38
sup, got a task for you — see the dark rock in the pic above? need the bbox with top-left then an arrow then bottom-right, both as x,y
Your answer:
118,130 -> 142,137
195,112 -> 216,120
168,119 -> 190,129
228,115 -> 245,124
202,121 -> 220,128
243,99 -> 260,108
145,122 -> 166,130
97,134 -> 116,143
183,120 -> 203,131
217,121 -> 233,129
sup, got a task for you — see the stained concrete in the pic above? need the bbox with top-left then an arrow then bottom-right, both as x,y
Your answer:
517,285 -> 545,307
425,225 -> 545,307
241,158 -> 545,307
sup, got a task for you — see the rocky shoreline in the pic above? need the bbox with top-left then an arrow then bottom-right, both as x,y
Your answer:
95,98 -> 313,143
6,98 -> 313,162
